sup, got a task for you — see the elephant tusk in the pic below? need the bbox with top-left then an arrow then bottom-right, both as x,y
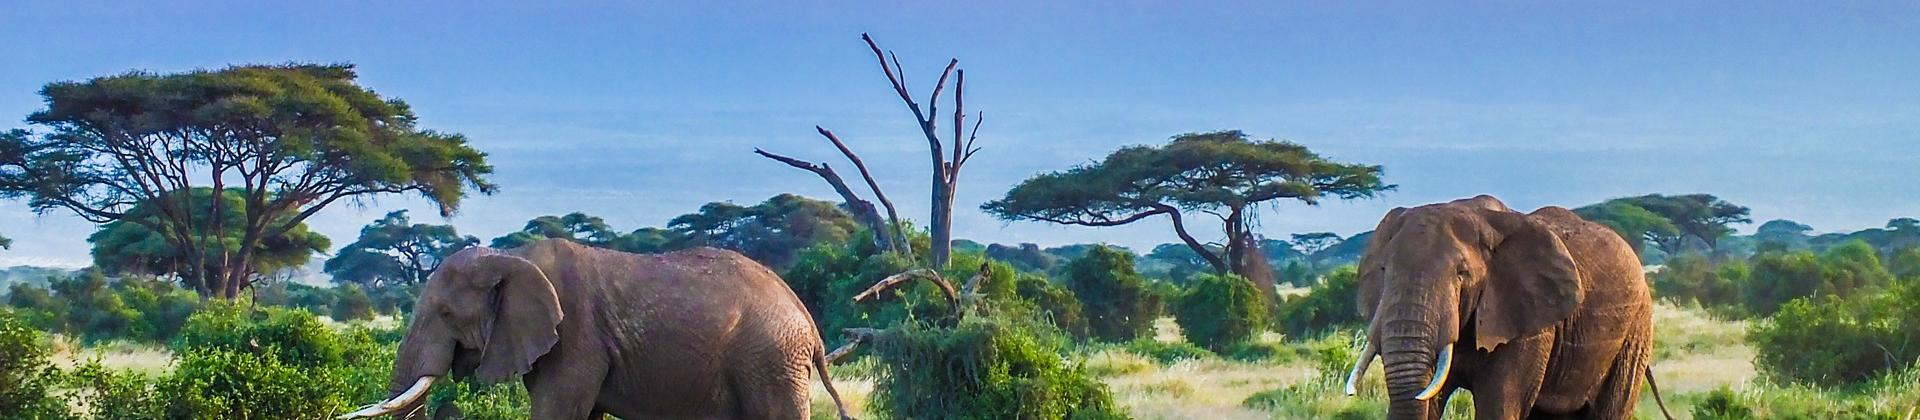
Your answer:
1413,344 -> 1454,401
1344,342 -> 1377,396
336,376 -> 437,419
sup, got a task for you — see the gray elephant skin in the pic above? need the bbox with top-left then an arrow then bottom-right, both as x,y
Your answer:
341,238 -> 852,419
1347,195 -> 1657,419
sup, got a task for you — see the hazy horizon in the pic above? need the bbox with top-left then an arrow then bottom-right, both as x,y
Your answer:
2,1 -> 1916,268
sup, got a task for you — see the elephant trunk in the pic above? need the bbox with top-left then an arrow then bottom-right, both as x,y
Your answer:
1376,295 -> 1455,420
342,321 -> 455,419
1382,336 -> 1438,420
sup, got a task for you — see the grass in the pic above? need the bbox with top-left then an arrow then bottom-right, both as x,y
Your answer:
46,335 -> 173,375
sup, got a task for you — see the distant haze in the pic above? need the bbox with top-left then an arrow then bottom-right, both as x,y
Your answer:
1,2 -> 1916,267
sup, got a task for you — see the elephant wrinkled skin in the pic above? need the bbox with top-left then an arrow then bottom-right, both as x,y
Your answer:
1349,195 -> 1658,420
343,239 -> 852,419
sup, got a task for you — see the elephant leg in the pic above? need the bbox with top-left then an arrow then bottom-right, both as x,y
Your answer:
1581,325 -> 1652,419
1470,331 -> 1554,420
525,355 -> 609,419
728,350 -> 812,419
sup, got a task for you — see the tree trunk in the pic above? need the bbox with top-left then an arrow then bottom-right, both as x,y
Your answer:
930,178 -> 953,268
1229,233 -> 1278,304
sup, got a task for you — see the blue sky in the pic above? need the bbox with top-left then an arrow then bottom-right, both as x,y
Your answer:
1,1 -> 1917,267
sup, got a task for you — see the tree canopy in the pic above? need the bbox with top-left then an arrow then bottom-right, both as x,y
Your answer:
324,210 -> 477,289
985,130 -> 1390,300
0,64 -> 495,298
1577,194 -> 1749,258
90,188 -> 329,280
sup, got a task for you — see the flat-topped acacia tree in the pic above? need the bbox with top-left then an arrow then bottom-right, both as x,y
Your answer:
0,64 -> 495,299
984,130 -> 1389,300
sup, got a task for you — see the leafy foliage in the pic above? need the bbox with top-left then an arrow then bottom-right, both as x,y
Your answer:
986,130 -> 1392,298
491,194 -> 858,269
1172,273 -> 1269,351
325,210 -> 477,290
89,187 -> 330,282
5,270 -> 201,343
1748,286 -> 1919,386
1064,245 -> 1162,343
0,64 -> 495,298
0,309 -> 68,419
866,317 -> 1125,420
667,193 -> 860,268
1275,265 -> 1364,338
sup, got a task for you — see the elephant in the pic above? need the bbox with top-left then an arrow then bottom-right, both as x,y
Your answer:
339,238 -> 853,420
1344,195 -> 1667,420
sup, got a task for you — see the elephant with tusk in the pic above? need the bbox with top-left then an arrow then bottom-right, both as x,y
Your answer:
340,238 -> 853,419
1345,195 -> 1671,420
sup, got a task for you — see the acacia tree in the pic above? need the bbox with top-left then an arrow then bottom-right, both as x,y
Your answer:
0,64 -> 495,298
324,210 -> 478,289
1574,200 -> 1681,256
491,212 -> 622,249
92,188 -> 331,280
1580,194 -> 1749,257
756,33 -> 983,268
984,130 -> 1389,301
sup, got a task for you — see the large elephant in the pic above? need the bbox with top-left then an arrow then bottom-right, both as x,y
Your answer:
1345,195 -> 1660,419
340,239 -> 853,419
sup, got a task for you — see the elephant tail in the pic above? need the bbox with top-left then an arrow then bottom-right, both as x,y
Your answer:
813,345 -> 855,420
1644,366 -> 1675,420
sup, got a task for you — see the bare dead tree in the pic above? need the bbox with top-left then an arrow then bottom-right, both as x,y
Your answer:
754,33 -> 981,267
861,33 -> 982,269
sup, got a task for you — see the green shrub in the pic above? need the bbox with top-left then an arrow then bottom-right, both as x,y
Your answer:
1015,273 -> 1090,339
0,309 -> 69,419
1747,293 -> 1916,386
331,283 -> 376,321
1123,337 -> 1216,363
868,317 -> 1125,419
1275,265 -> 1363,338
1064,245 -> 1162,343
159,348 -> 350,418
1651,254 -> 1746,313
1690,387 -> 1753,420
177,302 -> 347,369
67,360 -> 164,420
1172,272 -> 1268,352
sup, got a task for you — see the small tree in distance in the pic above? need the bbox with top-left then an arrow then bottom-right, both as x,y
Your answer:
985,130 -> 1391,301
324,210 -> 478,290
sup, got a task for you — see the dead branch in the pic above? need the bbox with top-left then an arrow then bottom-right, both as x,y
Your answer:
753,148 -> 892,251
853,268 -> 959,309
826,327 -> 882,364
815,126 -> 908,254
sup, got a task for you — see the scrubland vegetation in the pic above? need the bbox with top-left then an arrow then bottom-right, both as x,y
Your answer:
0,62 -> 1914,419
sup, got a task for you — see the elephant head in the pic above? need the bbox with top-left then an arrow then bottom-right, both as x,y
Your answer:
340,247 -> 564,419
1345,196 -> 1583,419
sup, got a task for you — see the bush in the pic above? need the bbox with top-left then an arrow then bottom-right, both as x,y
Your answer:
1015,273 -> 1090,339
0,309 -> 69,419
1690,387 -> 1754,420
177,303 -> 347,369
1123,337 -> 1216,363
1650,254 -> 1746,313
1275,265 -> 1363,338
159,348 -> 350,418
867,317 -> 1124,419
67,360 -> 164,420
1063,245 -> 1161,342
1172,272 -> 1268,352
1747,292 -> 1917,386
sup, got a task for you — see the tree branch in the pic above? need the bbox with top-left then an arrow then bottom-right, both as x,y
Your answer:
815,127 -> 908,253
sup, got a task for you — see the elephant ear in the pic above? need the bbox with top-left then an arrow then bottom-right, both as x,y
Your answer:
1357,207 -> 1408,323
1473,210 -> 1582,352
471,253 -> 563,385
